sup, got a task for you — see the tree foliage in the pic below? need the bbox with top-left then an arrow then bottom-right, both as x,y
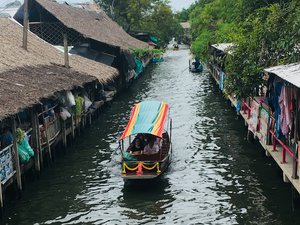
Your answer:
186,0 -> 300,98
226,1 -> 300,98
94,0 -> 182,46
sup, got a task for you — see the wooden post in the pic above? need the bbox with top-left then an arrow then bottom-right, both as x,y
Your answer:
89,113 -> 92,126
11,117 -> 22,192
0,179 -> 3,208
36,114 -> 43,169
71,114 -> 75,139
61,119 -> 67,148
63,33 -> 69,68
41,110 -> 52,161
30,108 -> 40,172
23,0 -> 29,50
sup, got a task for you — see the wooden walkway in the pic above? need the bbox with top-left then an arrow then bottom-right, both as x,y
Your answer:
210,71 -> 300,194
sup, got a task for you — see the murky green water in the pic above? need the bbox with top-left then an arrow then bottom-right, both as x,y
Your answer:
2,48 -> 300,225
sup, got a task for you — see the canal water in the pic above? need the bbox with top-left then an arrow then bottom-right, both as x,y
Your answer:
3,48 -> 300,225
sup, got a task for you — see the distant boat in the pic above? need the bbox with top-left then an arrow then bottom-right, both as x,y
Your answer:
189,59 -> 203,73
173,44 -> 179,50
152,57 -> 164,63
120,101 -> 172,180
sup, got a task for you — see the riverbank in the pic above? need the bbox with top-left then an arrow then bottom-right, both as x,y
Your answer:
209,63 -> 300,197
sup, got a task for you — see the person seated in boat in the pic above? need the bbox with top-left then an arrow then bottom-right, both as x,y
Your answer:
129,138 -> 144,155
143,135 -> 159,155
194,58 -> 200,70
128,134 -> 145,154
137,133 -> 146,146
162,132 -> 169,144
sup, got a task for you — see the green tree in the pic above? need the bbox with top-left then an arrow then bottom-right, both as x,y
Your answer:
95,0 -> 182,47
226,1 -> 300,98
95,0 -> 164,31
137,2 -> 183,46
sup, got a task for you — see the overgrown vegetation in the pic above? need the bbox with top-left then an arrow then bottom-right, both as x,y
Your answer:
185,0 -> 300,98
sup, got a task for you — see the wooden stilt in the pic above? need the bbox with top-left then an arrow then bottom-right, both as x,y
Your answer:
283,173 -> 290,183
62,119 -> 67,148
42,118 -> 52,161
0,178 -> 3,209
89,113 -> 92,126
11,117 -> 22,192
71,115 -> 75,139
37,115 -> 43,169
30,108 -> 40,173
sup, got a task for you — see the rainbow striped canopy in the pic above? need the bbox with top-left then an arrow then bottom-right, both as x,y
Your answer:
120,101 -> 169,140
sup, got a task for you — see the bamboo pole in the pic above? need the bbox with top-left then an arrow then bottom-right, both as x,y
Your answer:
22,0 -> 29,50
11,117 -> 22,192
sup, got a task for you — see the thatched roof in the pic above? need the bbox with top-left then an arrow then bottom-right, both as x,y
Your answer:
32,0 -> 149,49
0,18 -> 119,119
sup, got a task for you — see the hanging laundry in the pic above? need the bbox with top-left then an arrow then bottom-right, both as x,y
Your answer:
273,81 -> 283,136
279,85 -> 293,136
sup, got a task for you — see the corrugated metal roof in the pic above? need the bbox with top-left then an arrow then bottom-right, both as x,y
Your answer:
264,62 -> 300,88
211,43 -> 234,54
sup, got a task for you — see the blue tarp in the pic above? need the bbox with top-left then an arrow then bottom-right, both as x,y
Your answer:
219,70 -> 223,91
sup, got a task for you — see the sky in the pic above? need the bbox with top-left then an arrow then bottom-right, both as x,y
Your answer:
0,0 -> 196,11
169,0 -> 196,11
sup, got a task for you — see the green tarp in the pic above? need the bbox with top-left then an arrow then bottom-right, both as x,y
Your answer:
150,36 -> 159,44
134,58 -> 143,78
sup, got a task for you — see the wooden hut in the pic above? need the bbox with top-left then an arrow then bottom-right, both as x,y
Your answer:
14,0 -> 150,88
0,17 -> 118,208
209,43 -> 235,102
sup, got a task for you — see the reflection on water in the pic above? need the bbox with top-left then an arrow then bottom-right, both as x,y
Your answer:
2,48 -> 300,225
121,179 -> 174,223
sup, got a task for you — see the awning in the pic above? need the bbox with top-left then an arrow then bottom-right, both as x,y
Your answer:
264,62 -> 300,88
120,101 -> 169,140
211,43 -> 234,55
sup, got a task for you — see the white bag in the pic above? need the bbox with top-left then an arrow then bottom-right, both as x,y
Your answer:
66,91 -> 75,107
60,107 -> 71,120
84,95 -> 92,112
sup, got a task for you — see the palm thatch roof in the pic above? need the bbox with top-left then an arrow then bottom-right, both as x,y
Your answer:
31,0 -> 149,49
0,18 -> 119,119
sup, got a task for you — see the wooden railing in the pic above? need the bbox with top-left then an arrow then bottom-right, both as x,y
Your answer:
242,100 -> 251,119
0,144 -> 15,184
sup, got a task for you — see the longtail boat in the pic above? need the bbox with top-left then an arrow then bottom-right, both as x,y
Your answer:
120,101 -> 172,180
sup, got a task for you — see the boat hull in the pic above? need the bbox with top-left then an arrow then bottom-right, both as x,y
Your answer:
121,144 -> 172,181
